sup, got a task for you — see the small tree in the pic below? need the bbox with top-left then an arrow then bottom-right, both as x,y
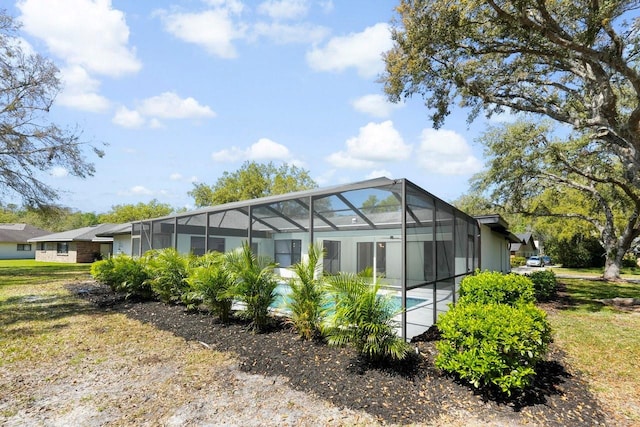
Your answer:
285,244 -> 325,340
224,242 -> 278,332
324,273 -> 410,363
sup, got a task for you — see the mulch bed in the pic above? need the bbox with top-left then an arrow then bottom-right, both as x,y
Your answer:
72,282 -> 607,426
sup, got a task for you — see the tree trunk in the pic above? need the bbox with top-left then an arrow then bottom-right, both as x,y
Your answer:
603,258 -> 621,281
602,241 -> 625,281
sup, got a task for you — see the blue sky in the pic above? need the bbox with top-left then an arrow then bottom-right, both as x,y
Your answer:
8,0 -> 505,214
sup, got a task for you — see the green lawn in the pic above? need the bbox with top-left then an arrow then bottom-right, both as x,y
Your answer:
549,265 -> 640,279
547,277 -> 640,424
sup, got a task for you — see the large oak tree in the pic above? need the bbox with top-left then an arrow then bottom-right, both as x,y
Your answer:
189,161 -> 316,207
1,11 -> 103,208
383,0 -> 640,280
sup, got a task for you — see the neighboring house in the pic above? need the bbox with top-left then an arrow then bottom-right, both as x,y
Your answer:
0,223 -> 51,260
475,215 -> 522,274
28,224 -> 117,263
509,232 -> 538,259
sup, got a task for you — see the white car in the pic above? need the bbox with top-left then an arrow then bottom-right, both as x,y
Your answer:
526,256 -> 544,267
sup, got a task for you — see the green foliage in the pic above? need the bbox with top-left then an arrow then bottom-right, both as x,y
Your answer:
188,161 -> 316,207
621,253 -> 638,269
98,199 -> 175,223
435,302 -> 552,395
383,1 -> 640,281
545,234 -> 605,268
459,271 -> 535,307
324,273 -> 410,362
186,252 -> 233,322
511,256 -> 526,267
90,255 -> 152,300
224,242 -> 278,332
285,244 -> 326,340
144,248 -> 190,304
526,270 -> 558,302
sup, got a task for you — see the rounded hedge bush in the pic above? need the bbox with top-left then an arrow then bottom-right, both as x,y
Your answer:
526,270 -> 557,302
459,271 -> 535,307
435,302 -> 552,394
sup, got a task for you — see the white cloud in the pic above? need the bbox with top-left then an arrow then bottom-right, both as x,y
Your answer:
159,8 -> 245,58
170,173 -> 183,181
58,66 -> 110,112
118,185 -> 153,196
112,92 -> 216,128
17,0 -> 141,77
253,22 -> 329,44
327,121 -> 411,169
49,167 -> 69,178
351,94 -> 402,118
306,23 -> 392,78
138,92 -> 216,119
416,129 -> 483,175
365,169 -> 392,180
258,0 -> 310,20
212,138 -> 294,162
319,1 -> 334,13
112,106 -> 145,128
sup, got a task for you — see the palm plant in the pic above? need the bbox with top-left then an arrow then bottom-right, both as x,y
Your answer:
285,243 -> 325,340
186,251 -> 233,322
144,248 -> 190,304
324,272 -> 410,362
224,242 -> 278,332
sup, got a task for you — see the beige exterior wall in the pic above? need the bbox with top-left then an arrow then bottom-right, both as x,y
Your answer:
34,242 -> 106,263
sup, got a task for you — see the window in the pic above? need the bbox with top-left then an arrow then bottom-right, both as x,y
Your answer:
37,242 -> 46,251
357,242 -> 386,275
57,242 -> 69,255
17,244 -> 32,251
208,237 -> 225,253
274,239 -> 301,267
190,236 -> 205,256
323,240 -> 341,275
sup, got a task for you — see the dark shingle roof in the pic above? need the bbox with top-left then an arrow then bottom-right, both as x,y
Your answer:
0,223 -> 51,243
27,224 -> 117,243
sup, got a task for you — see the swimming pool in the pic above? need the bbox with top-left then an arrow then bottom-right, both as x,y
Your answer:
272,283 -> 428,312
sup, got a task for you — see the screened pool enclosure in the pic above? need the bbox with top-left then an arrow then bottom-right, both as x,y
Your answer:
130,177 -> 480,340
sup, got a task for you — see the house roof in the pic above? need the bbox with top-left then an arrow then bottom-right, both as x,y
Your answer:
474,214 -> 521,243
95,223 -> 132,237
0,223 -> 51,243
27,223 -> 117,243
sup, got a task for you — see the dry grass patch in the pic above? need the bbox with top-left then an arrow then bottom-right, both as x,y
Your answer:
0,267 -> 381,426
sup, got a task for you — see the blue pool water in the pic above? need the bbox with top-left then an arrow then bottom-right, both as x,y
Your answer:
272,283 -> 427,311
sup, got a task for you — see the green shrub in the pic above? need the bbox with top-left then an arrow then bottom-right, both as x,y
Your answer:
622,253 -> 638,269
511,256 -> 526,267
459,271 -> 535,306
224,242 -> 278,332
186,252 -> 233,322
91,257 -> 116,287
144,248 -> 190,304
91,255 -> 152,300
285,244 -> 326,340
435,302 -> 552,395
324,273 -> 410,362
526,270 -> 557,302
